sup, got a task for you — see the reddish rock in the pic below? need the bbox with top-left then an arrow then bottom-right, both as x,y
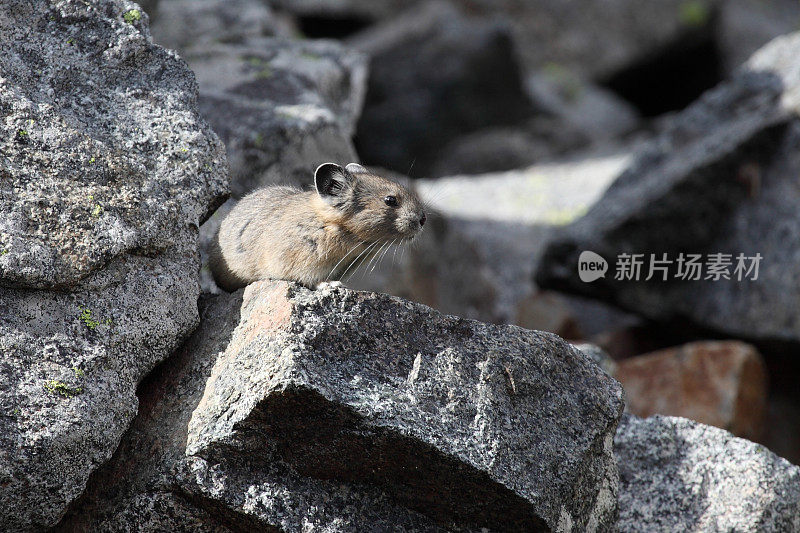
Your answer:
615,341 -> 768,441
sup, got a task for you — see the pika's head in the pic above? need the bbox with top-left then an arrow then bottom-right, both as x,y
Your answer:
314,162 -> 426,242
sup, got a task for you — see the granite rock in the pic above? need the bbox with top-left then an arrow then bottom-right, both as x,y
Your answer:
0,0 -> 226,289
61,282 -> 624,532
60,291 -> 449,532
187,281 -> 624,531
616,414 -> 800,532
0,0 -> 228,529
151,0 -> 290,52
572,343 -> 618,378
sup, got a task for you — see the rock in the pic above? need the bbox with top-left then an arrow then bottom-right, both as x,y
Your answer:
269,0 -> 412,20
351,1 -> 537,176
463,0 -> 717,79
515,291 -> 582,340
615,414 -> 800,532
150,0 -> 291,52
62,281 -> 624,531
63,291 -> 445,533
572,343 -> 618,378
525,71 -> 640,144
615,341 -> 768,441
536,32 -> 800,345
278,0 -> 715,82
184,37 -> 366,197
719,0 -> 800,73
429,70 -> 642,177
189,281 -> 624,531
430,121 -> 590,177
0,4 -> 225,289
0,0 -> 227,529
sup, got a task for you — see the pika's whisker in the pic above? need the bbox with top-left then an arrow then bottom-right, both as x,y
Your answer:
340,240 -> 379,283
346,241 -> 381,283
407,157 -> 417,178
363,240 -> 390,277
392,238 -> 401,266
372,239 -> 396,273
327,241 -> 364,281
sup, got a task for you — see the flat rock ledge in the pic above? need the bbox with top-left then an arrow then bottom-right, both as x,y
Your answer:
61,281 -> 624,532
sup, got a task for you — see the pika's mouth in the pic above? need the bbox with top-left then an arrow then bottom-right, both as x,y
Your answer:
399,213 -> 426,238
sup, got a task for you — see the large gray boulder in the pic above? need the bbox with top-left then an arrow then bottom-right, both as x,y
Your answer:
61,281 -> 624,532
536,31 -> 800,345
616,414 -> 800,532
469,0 -> 715,80
350,1 -> 536,176
184,37 -> 366,197
0,0 -> 227,529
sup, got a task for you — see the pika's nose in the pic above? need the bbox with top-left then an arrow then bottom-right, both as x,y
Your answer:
419,213 -> 426,227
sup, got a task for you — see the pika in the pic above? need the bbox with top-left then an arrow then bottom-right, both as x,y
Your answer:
209,162 -> 427,291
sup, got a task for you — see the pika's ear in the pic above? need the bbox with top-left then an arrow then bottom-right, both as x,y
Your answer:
314,163 -> 351,201
345,163 -> 368,174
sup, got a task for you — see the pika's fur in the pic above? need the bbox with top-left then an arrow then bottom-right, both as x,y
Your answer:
209,163 -> 427,291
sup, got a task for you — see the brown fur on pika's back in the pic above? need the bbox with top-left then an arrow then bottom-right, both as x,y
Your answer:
209,163 -> 427,291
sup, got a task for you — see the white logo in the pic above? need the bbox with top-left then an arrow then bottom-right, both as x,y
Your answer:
578,251 -> 608,282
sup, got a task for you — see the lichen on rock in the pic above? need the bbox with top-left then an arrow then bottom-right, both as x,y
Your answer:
0,0 -> 228,529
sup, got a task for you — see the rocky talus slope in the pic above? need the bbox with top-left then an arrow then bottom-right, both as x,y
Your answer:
3,1 -> 800,531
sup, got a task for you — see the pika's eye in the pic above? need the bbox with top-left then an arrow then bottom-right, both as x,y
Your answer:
384,195 -> 398,207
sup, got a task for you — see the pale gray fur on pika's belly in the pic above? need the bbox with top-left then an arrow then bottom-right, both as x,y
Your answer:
209,162 -> 427,292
